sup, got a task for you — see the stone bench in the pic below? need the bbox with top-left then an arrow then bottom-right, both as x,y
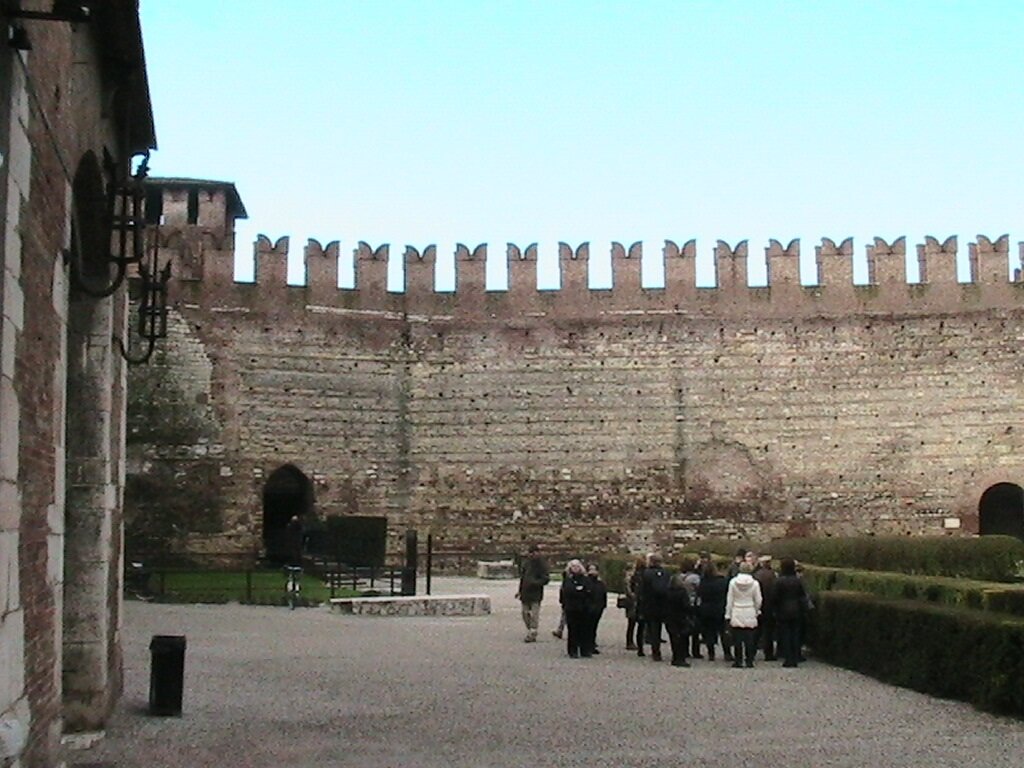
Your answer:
476,560 -> 518,579
329,594 -> 491,617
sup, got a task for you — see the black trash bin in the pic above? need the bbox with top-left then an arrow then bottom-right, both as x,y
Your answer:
149,634 -> 186,716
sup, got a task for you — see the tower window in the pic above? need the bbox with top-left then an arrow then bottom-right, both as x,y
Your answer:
187,189 -> 199,224
144,187 -> 163,224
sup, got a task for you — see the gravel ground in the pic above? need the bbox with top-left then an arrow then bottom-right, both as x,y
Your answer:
68,577 -> 1024,768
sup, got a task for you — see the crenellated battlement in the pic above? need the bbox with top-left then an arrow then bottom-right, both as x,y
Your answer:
165,233 -> 1024,322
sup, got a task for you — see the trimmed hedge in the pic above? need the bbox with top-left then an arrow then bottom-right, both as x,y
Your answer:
599,551 -> 734,594
599,556 -> 630,594
770,535 -> 1024,582
811,590 -> 1024,716
800,564 -> 1024,618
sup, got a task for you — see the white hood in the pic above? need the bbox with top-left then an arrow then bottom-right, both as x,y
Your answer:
732,573 -> 756,592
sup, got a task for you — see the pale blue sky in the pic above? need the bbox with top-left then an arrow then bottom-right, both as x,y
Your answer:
139,1 -> 1024,289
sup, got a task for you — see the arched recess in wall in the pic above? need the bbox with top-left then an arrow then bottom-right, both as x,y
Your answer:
62,150 -> 119,730
978,482 -> 1024,539
68,150 -> 114,290
262,464 -> 314,562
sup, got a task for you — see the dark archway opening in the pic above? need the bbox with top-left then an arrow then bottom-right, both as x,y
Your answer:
262,465 -> 313,563
979,482 -> 1024,539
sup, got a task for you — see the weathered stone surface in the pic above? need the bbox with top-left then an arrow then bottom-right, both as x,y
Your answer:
127,188 -> 1024,565
476,560 -> 517,579
329,594 -> 491,616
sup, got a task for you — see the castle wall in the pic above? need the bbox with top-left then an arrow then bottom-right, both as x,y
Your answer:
130,229 -> 1024,564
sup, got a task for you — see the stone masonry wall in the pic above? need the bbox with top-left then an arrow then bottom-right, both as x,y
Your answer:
129,229 -> 1024,566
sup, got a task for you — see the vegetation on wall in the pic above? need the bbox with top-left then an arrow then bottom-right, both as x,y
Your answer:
124,463 -> 223,555
126,346 -> 214,446
125,328 -> 224,556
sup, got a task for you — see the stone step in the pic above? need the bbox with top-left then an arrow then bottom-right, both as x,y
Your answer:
329,594 -> 491,617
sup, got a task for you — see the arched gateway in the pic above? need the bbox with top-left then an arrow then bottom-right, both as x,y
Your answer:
262,465 -> 314,562
978,482 -> 1024,539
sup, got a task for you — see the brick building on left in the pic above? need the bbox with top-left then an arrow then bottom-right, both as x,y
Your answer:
0,2 -> 156,766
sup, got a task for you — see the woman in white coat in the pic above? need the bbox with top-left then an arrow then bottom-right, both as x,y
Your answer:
725,562 -> 763,668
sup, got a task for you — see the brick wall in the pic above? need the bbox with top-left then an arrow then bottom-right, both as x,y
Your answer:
129,221 -> 1024,567
1,4 -> 153,764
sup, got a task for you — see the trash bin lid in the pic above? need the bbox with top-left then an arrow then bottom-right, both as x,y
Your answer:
150,634 -> 187,650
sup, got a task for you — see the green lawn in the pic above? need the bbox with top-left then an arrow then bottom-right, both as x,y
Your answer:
134,570 -> 359,606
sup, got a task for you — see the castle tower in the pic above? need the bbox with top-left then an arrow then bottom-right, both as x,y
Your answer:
144,177 -> 248,285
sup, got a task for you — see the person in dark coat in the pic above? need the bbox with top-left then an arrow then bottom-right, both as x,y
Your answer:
516,544 -> 550,643
559,559 -> 593,658
622,556 -> 644,651
774,557 -> 809,667
696,561 -> 728,661
585,563 -> 607,655
285,515 -> 304,567
628,555 -> 648,655
682,556 -> 703,659
753,554 -> 778,661
664,572 -> 694,667
639,553 -> 671,662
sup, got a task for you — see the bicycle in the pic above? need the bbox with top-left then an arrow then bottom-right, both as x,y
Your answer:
284,565 -> 302,610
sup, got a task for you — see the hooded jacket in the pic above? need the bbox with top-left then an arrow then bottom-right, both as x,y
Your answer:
517,554 -> 550,603
725,573 -> 763,628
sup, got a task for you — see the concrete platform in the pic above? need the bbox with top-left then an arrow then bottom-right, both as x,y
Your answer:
476,559 -> 518,579
328,593 -> 491,616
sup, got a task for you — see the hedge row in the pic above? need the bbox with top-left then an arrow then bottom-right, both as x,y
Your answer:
599,552 -> 735,594
599,556 -> 630,594
769,535 -> 1024,582
811,590 -> 1024,717
801,564 -> 1024,618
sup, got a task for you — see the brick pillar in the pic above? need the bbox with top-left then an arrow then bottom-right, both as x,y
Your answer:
611,241 -> 642,297
970,234 -> 1009,285
559,241 -> 588,294
304,239 -> 339,304
507,243 -> 538,309
766,237 -> 800,288
664,239 -> 697,298
715,239 -> 748,292
917,235 -> 957,285
815,237 -> 854,287
63,293 -> 119,731
865,236 -> 906,285
254,234 -> 289,287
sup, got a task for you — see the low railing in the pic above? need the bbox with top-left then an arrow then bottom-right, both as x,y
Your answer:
125,563 -> 327,605
321,563 -> 405,598
124,558 -> 409,604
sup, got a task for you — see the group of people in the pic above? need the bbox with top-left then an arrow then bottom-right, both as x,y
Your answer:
516,545 -> 811,668
515,546 -> 609,657
622,548 -> 811,668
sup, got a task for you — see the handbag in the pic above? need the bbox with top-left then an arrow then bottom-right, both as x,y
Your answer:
616,594 -> 627,609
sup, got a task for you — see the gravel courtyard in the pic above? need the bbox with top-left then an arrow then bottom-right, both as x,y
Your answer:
69,577 -> 1024,768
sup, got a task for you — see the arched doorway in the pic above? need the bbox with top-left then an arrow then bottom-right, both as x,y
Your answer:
262,465 -> 313,562
978,482 -> 1024,539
